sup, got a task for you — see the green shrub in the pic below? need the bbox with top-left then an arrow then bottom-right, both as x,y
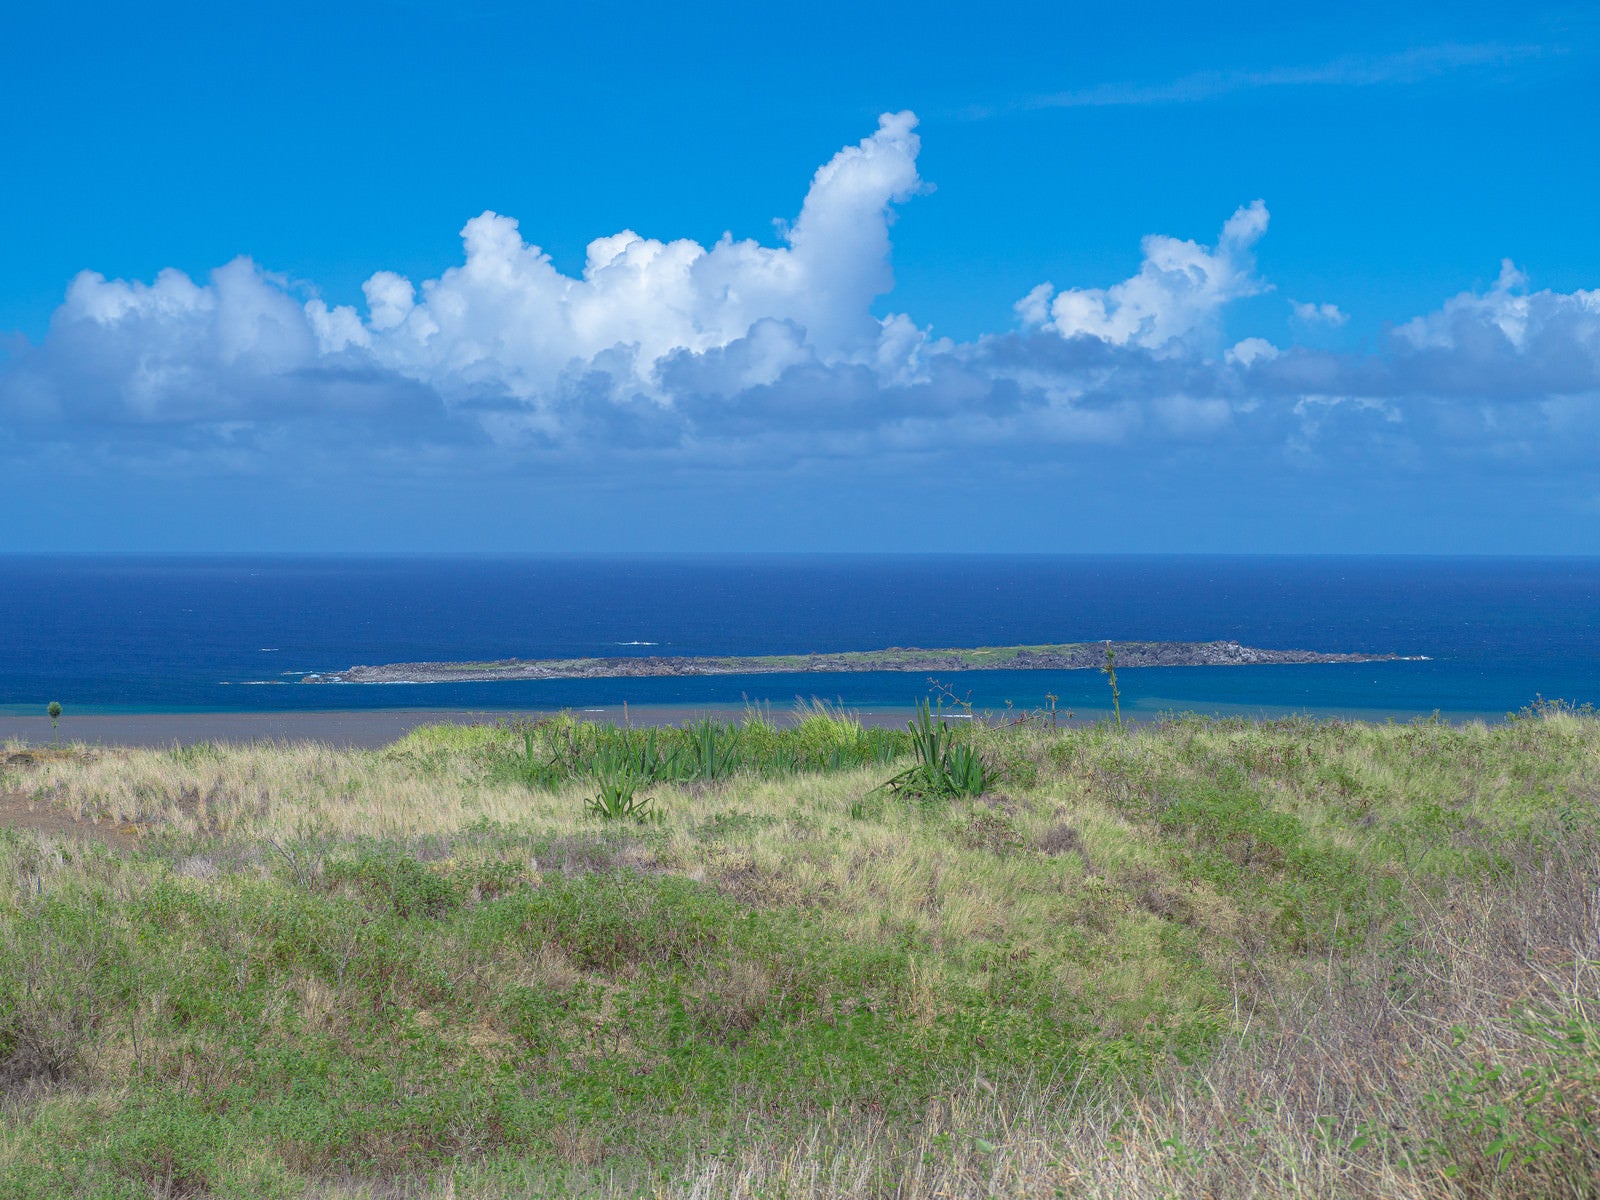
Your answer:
324,849 -> 463,919
0,911 -> 114,1085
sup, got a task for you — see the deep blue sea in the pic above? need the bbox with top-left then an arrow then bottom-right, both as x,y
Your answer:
2,555 -> 1597,721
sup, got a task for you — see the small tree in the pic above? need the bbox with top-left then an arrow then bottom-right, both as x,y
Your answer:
47,701 -> 62,746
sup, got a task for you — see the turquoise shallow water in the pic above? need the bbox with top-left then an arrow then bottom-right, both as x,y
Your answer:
1,555 -> 1596,720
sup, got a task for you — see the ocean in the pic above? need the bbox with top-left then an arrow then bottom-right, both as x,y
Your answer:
1,555 -> 1597,721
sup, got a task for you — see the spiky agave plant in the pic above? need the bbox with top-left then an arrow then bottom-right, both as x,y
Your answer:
942,742 -> 992,795
584,765 -> 657,822
520,729 -> 565,791
593,729 -> 685,785
685,719 -> 740,780
907,698 -> 954,775
881,699 -> 992,798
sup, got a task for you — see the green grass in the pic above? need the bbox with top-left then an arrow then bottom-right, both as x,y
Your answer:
1,710 -> 1597,1197
483,707 -> 912,793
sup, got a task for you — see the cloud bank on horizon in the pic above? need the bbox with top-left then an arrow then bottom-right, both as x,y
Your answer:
2,110 -> 1598,483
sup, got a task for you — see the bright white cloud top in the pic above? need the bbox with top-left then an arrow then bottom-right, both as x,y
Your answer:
3,111 -> 1599,474
306,112 -> 924,403
1016,201 -> 1270,352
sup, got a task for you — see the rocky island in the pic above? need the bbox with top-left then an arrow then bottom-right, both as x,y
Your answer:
300,640 -> 1404,684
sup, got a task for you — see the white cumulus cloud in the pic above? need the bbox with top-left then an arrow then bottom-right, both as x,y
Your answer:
308,111 -> 925,405
20,258 -> 327,423
5,116 -> 1600,485
11,112 -> 927,430
1226,337 -> 1279,366
1016,201 -> 1270,352
1395,259 -> 1600,355
1290,300 -> 1348,326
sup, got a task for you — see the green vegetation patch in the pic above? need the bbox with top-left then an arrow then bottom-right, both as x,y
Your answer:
1,709 -> 1597,1197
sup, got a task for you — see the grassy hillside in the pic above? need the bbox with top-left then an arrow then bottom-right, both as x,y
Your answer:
1,709 -> 1597,1198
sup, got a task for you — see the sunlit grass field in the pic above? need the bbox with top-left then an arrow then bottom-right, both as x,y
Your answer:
1,708 -> 1597,1198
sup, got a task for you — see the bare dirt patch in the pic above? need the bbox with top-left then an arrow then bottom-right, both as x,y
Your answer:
0,789 -> 148,847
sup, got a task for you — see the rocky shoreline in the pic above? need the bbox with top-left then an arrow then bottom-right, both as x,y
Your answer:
301,640 -> 1405,685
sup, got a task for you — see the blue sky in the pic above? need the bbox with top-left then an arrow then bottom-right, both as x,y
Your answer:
2,0 -> 1597,552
